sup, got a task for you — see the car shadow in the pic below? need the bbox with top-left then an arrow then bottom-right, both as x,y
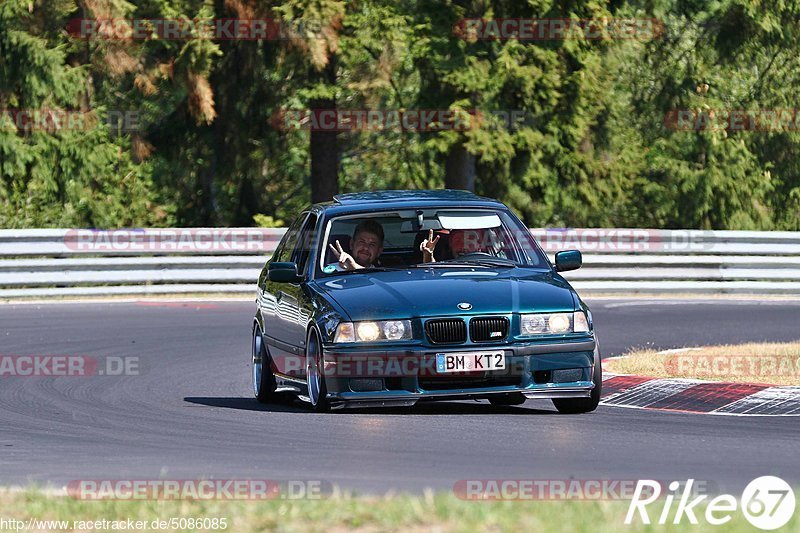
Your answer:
184,397 -> 302,412
183,396 -> 559,415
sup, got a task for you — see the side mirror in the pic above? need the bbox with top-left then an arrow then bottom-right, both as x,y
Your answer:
268,262 -> 303,283
555,250 -> 582,272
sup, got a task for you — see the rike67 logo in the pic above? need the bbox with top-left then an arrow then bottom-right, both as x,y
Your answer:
626,477 -> 796,530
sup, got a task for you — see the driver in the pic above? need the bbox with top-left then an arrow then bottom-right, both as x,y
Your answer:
420,228 -> 486,263
327,219 -> 384,271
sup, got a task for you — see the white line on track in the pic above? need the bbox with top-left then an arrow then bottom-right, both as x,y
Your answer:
596,299 -> 800,308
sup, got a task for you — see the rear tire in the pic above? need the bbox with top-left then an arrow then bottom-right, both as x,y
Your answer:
552,346 -> 602,414
488,393 -> 526,406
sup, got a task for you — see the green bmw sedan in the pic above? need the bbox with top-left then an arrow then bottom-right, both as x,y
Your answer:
252,190 -> 600,413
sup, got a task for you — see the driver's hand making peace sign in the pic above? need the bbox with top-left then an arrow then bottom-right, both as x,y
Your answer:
328,240 -> 362,271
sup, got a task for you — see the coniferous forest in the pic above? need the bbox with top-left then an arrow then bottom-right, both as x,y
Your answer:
1,1 -> 799,230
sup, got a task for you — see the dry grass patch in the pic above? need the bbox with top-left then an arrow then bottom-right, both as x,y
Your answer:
605,341 -> 800,386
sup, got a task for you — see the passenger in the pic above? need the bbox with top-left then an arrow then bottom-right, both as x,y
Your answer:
327,219 -> 384,270
420,228 -> 486,263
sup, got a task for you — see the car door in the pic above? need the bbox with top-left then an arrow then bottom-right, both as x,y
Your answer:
280,213 -> 319,377
260,213 -> 306,373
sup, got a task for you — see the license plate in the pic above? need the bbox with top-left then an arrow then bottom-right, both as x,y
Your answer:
435,352 -> 505,373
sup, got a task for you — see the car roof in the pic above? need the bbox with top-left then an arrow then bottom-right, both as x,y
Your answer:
310,189 -> 506,216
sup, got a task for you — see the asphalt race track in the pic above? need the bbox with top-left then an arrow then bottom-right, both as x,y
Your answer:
1,298 -> 799,494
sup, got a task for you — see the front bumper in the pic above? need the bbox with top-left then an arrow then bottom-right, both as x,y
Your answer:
319,338 -> 597,408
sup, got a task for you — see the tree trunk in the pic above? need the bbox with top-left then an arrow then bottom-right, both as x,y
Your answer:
444,141 -> 476,191
310,57 -> 339,203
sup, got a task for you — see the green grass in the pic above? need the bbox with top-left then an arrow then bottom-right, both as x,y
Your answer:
1,488 -> 797,532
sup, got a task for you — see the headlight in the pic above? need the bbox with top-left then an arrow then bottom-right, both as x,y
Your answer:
334,320 -> 413,343
573,311 -> 590,332
520,312 -> 590,335
382,320 -> 408,340
334,322 -> 355,342
356,322 -> 381,342
548,314 -> 570,333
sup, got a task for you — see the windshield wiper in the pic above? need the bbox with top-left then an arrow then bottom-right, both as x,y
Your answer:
441,253 -> 518,267
412,259 -> 517,268
336,266 -> 403,274
446,259 -> 517,268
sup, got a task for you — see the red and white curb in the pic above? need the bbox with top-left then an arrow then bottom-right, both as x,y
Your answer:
600,374 -> 800,416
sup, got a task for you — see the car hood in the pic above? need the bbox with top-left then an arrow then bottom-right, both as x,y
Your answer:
312,267 -> 576,321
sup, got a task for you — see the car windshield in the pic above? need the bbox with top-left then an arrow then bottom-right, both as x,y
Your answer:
318,208 -> 549,276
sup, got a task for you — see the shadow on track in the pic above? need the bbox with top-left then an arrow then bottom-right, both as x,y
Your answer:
183,397 -> 558,415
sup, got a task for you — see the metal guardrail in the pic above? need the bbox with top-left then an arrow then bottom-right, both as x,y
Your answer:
0,228 -> 799,297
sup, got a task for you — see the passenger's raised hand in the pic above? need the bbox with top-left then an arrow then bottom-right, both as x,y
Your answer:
420,229 -> 440,263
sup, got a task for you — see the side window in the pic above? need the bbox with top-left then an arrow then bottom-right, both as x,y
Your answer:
272,214 -> 306,263
291,214 -> 318,276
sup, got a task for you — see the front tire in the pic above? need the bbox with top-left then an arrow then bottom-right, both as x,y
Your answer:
305,329 -> 330,412
552,346 -> 602,414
